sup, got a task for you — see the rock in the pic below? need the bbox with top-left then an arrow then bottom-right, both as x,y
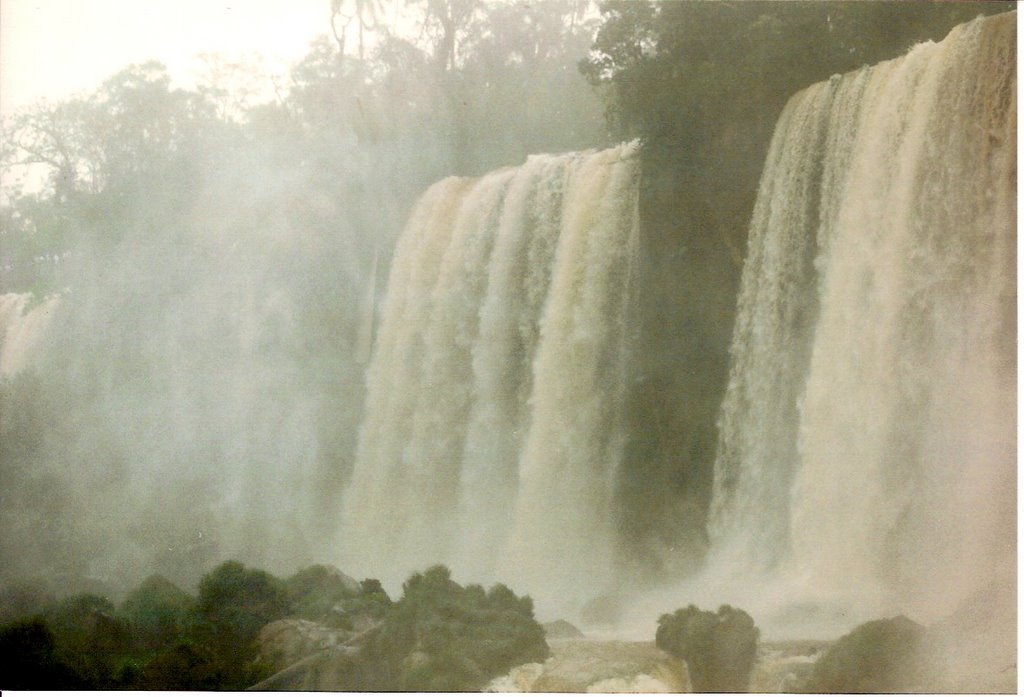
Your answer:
799,615 -> 926,693
257,618 -> 350,672
543,619 -> 585,639
285,565 -> 363,626
655,604 -> 759,692
250,622 -> 381,691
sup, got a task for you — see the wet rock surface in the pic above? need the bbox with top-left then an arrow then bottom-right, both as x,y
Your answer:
486,639 -> 689,693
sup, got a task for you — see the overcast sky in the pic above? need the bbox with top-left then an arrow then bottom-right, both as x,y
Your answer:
0,0 -> 339,114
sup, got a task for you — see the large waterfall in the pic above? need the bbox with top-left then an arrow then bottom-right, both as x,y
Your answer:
343,143 -> 640,610
709,11 -> 1015,625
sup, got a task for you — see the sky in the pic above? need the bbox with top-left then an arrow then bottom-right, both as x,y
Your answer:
0,0 -> 337,114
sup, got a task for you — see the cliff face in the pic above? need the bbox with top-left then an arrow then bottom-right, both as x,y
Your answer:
616,129 -> 762,582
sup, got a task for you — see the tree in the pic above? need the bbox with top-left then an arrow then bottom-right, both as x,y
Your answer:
331,0 -> 387,59
119,575 -> 195,650
0,618 -> 86,689
192,561 -> 291,689
196,561 -> 291,646
43,594 -> 134,688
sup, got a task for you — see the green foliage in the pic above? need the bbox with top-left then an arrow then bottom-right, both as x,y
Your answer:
196,560 -> 291,645
0,561 -> 551,690
0,617 -> 86,689
362,565 -> 549,691
584,0 -> 1014,152
656,604 -> 759,692
119,574 -> 195,649
284,564 -> 395,628
799,615 -> 926,693
134,640 -> 223,690
42,593 -> 135,688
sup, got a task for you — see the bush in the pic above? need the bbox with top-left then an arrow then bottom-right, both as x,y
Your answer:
656,604 -> 759,692
192,560 -> 291,689
43,593 -> 134,688
119,574 -> 195,649
0,617 -> 86,689
196,560 -> 291,645
135,641 -> 222,690
362,565 -> 550,691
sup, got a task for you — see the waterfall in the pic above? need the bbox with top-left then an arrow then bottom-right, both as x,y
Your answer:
343,143 -> 640,609
710,12 -> 1015,621
0,293 -> 62,376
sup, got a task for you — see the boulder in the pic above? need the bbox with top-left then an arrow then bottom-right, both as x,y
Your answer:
655,604 -> 759,692
257,619 -> 350,672
798,615 -> 925,693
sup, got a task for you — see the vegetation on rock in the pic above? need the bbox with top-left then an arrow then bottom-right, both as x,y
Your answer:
361,565 -> 549,691
655,603 -> 759,692
0,560 -> 545,691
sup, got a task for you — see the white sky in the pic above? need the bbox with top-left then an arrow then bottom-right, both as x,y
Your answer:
0,0 -> 338,114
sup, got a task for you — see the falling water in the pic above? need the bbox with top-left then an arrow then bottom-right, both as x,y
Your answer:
343,143 -> 640,609
710,12 -> 1015,623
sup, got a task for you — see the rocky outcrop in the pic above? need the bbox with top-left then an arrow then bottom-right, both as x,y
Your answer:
798,616 -> 926,693
251,621 -> 379,691
257,619 -> 351,672
655,604 -> 759,692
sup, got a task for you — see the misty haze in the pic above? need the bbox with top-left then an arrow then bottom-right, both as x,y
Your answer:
0,0 -> 1016,692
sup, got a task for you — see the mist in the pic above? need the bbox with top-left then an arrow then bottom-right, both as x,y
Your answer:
0,1 -> 1016,693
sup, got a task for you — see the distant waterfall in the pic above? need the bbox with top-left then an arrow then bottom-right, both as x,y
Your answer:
343,143 -> 640,607
710,12 -> 1015,619
0,293 -> 61,376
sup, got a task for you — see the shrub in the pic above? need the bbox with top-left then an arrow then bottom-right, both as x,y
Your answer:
43,593 -> 134,688
119,574 -> 195,649
192,560 -> 291,689
196,560 -> 291,645
362,565 -> 550,691
0,617 -> 86,689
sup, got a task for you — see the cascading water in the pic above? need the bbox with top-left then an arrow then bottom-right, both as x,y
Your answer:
343,143 -> 640,611
709,11 -> 1015,627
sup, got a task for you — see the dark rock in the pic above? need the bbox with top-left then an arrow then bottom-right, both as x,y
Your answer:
655,604 -> 759,692
257,618 -> 351,672
799,615 -> 926,693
